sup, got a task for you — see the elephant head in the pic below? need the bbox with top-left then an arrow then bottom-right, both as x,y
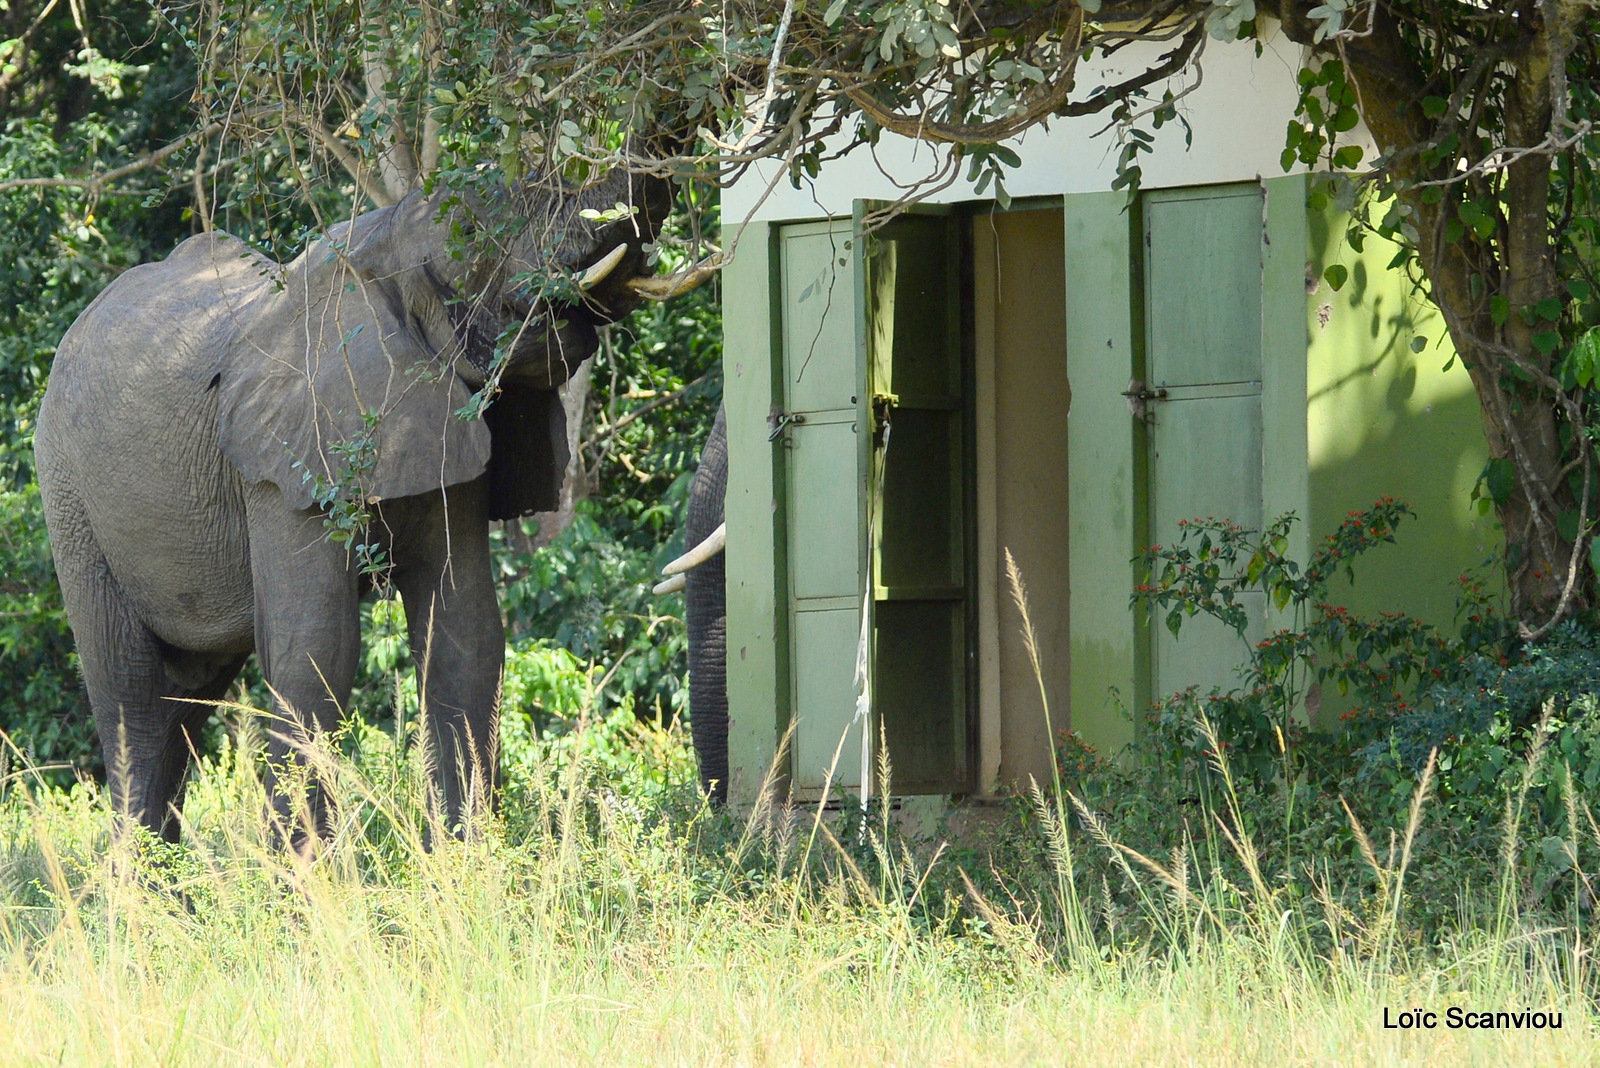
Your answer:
215,168 -> 701,523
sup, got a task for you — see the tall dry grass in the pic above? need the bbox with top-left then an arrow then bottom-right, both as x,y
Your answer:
0,580 -> 1595,1063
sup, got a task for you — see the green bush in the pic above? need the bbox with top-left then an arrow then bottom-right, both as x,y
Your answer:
0,486 -> 93,781
495,501 -> 691,723
1056,498 -> 1600,935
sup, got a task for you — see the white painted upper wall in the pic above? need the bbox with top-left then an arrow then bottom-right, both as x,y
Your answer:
725,22 -> 1319,225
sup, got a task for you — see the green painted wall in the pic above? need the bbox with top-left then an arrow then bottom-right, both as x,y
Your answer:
1305,200 -> 1501,725
1262,176 -> 1312,616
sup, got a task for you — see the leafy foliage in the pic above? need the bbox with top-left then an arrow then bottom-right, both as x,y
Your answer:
1107,497 -> 1600,930
0,0 -> 205,771
0,487 -> 91,780
1265,4 -> 1600,624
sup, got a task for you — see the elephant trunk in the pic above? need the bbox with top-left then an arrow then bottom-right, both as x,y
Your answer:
684,405 -> 729,803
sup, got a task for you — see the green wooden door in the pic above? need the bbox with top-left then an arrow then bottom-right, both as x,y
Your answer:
779,220 -> 870,792
865,212 -> 971,793
1144,185 -> 1267,699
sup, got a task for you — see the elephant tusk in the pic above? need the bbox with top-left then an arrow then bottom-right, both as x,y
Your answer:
626,252 -> 724,301
652,573 -> 686,596
578,243 -> 629,290
662,521 -> 725,576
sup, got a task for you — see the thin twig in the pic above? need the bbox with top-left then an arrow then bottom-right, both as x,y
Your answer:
583,367 -> 718,450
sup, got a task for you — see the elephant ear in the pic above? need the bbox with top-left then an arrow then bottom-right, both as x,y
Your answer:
483,381 -> 570,521
216,252 -> 491,511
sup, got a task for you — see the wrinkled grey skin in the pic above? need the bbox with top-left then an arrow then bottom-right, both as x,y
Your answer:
35,174 -> 669,844
684,406 -> 728,802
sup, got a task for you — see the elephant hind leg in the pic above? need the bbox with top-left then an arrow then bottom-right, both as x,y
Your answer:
67,569 -> 245,841
101,650 -> 246,843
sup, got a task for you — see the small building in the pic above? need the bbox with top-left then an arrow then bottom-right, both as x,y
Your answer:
716,29 -> 1499,808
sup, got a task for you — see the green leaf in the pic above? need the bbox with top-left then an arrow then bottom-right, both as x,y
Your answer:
1483,457 -> 1515,506
1534,297 -> 1565,322
1410,335 -> 1427,353
1558,509 -> 1581,543
1273,583 -> 1291,611
1570,327 -> 1600,387
1166,610 -> 1183,639
823,0 -> 847,24
1490,295 -> 1510,327
1421,96 -> 1448,119
1323,264 -> 1348,291
1532,331 -> 1560,357
1332,144 -> 1363,169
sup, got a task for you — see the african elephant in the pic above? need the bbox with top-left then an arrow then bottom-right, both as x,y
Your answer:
656,405 -> 728,802
35,172 -> 714,844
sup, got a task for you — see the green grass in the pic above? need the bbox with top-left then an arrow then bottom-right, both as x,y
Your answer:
0,706 -> 1593,1067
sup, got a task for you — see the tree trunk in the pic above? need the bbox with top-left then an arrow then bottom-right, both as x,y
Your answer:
363,39 -> 420,202
1296,4 -> 1579,622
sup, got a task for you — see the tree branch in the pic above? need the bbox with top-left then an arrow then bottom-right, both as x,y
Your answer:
363,34 -> 420,201
0,120 -> 228,196
303,117 -> 396,207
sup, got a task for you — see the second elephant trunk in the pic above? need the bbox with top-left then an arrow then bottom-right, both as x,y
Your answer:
684,405 -> 728,802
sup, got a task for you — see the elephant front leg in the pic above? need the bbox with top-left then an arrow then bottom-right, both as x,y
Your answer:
385,478 -> 503,837
244,483 -> 362,850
